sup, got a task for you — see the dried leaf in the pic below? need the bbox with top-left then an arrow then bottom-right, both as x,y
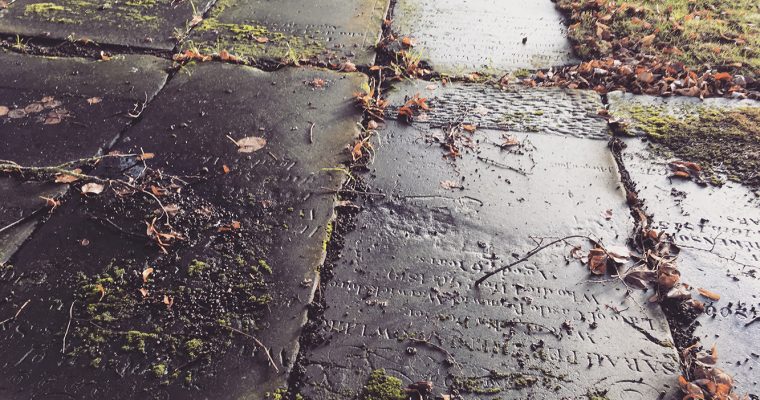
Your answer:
231,220 -> 241,229
340,61 -> 357,72
142,267 -> 154,283
440,180 -> 462,190
139,288 -> 149,297
86,97 -> 102,105
222,164 -> 231,174
138,152 -> 155,160
0,105 -> 8,116
234,136 -> 267,153
81,182 -> 105,195
588,248 -> 608,275
163,295 -> 174,309
189,14 -> 203,27
401,37 -> 415,47
8,109 -> 27,119
606,245 -> 630,264
100,51 -> 112,61
40,196 -> 61,210
255,36 -> 269,43
461,124 -> 477,133
697,287 -> 721,301
96,283 -> 106,302
24,103 -> 44,113
55,168 -> 82,183
351,141 -> 364,161
367,120 -> 379,130
640,34 -> 656,47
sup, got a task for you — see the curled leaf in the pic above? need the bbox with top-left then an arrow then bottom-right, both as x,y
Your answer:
81,182 -> 105,195
142,267 -> 154,283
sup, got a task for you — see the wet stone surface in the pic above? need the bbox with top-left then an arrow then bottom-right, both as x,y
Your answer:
0,64 -> 364,399
0,0 -> 213,50
300,82 -> 680,399
388,81 -> 608,139
187,0 -> 389,66
0,50 -> 169,268
393,0 -> 577,74
612,117 -> 760,395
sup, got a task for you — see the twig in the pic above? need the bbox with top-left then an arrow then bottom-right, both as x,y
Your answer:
61,301 -> 76,353
475,235 -> 590,286
221,325 -> 279,373
0,299 -> 31,326
308,121 -> 315,144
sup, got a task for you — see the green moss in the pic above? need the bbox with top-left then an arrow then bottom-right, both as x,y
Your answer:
361,369 -> 406,400
513,68 -> 531,78
19,0 -> 162,28
587,389 -> 610,400
184,338 -> 204,358
24,3 -> 65,15
90,357 -> 102,368
124,330 -> 158,353
322,221 -> 334,252
152,363 -> 168,377
188,259 -> 208,276
257,259 -> 272,274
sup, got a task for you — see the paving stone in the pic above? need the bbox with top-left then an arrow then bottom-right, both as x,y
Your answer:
0,64 -> 365,399
300,82 -> 679,399
388,81 -> 608,139
0,51 -> 169,265
393,0 -> 578,75
609,93 -> 760,396
0,0 -> 213,50
186,0 -> 389,66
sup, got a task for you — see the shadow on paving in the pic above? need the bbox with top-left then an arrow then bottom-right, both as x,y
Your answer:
0,62 -> 365,399
300,82 -> 680,399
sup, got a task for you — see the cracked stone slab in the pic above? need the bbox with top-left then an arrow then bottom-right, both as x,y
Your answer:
608,91 -> 760,397
388,81 -> 608,138
0,64 -> 365,399
0,0 -> 213,50
393,0 -> 578,75
300,82 -> 679,399
186,0 -> 389,66
0,51 -> 169,264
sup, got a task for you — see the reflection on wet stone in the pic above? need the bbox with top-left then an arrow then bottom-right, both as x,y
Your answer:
301,82 -> 680,399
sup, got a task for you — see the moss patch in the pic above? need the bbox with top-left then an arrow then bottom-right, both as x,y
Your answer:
617,104 -> 760,187
361,369 -> 406,400
15,0 -> 165,28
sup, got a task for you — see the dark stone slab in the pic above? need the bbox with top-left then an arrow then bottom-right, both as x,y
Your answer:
608,92 -> 760,395
0,0 -> 213,50
0,50 -> 170,166
186,0 -> 389,66
394,0 -> 578,75
300,82 -> 680,399
0,64 -> 365,399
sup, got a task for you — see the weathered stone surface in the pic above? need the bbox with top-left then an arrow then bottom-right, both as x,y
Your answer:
187,0 -> 389,66
0,51 -> 169,265
0,64 -> 364,399
608,93 -> 760,396
394,0 -> 577,74
300,82 -> 679,399
388,81 -> 608,139
0,0 -> 213,50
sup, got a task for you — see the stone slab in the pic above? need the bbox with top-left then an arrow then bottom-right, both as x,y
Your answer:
394,0 -> 578,75
615,134 -> 760,396
0,0 -> 214,50
0,64 -> 365,399
187,0 -> 389,66
300,82 -> 680,399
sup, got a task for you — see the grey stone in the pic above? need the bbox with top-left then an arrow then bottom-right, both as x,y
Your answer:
619,138 -> 760,397
300,82 -> 680,399
186,0 -> 389,66
0,64 -> 365,399
394,0 -> 578,75
0,0 -> 213,50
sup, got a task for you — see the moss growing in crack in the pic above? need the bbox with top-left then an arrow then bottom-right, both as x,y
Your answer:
24,3 -> 65,15
361,369 -> 406,400
187,259 -> 209,276
617,104 -> 760,188
152,363 -> 168,377
18,0 -> 162,27
257,259 -> 272,274
184,338 -> 204,359
322,221 -> 334,252
123,330 -> 158,353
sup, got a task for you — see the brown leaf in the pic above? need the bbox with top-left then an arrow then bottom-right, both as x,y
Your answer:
640,34 -> 656,47
55,168 -> 82,183
255,36 -> 269,43
96,283 -> 106,302
40,196 -> 61,210
351,141 -> 364,161
24,103 -> 44,113
461,124 -> 477,133
189,14 -> 203,27
713,72 -> 732,81
697,287 -> 721,301
440,180 -> 462,190
8,109 -> 27,119
138,152 -> 155,160
587,248 -> 608,275
501,135 -> 520,147
401,37 -> 415,47
0,105 -> 8,117
234,136 -> 267,153
139,288 -> 149,297
100,51 -> 112,61
86,97 -> 102,105
222,164 -> 231,174
163,295 -> 174,309
636,71 -> 654,83
81,182 -> 105,195
142,267 -> 154,283
606,245 -> 630,264
231,220 -> 241,229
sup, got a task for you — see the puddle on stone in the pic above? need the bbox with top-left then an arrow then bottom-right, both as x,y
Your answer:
0,64 -> 365,399
0,0 -> 213,49
300,82 -> 680,399
393,0 -> 578,75
620,138 -> 760,396
185,0 -> 389,66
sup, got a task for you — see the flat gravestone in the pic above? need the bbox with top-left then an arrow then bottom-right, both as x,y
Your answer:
0,51 -> 169,265
0,63 -> 365,399
609,92 -> 760,396
187,0 -> 389,66
393,0 -> 578,75
300,82 -> 680,399
0,0 -> 214,50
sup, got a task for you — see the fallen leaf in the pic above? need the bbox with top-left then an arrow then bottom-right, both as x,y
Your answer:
340,61 -> 357,72
142,267 -> 154,283
163,295 -> 174,309
440,180 -> 462,190
24,103 -> 44,113
8,109 -> 27,119
86,97 -> 102,105
0,105 -> 8,116
233,136 -> 267,153
80,238 -> 90,246
697,287 -> 721,301
401,37 -> 415,47
150,185 -> 167,196
100,51 -> 112,61
255,36 -> 269,43
636,71 -> 654,83
640,34 -> 656,47
713,72 -> 732,81
605,245 -> 630,264
501,135 -> 520,147
587,248 -> 608,275
189,14 -> 203,27
163,204 -> 181,216
222,164 -> 231,174
231,220 -> 241,229
81,182 -> 105,195
138,152 -> 155,160
55,169 -> 82,183
44,115 -> 62,125
570,245 -> 584,260
351,141 -> 364,161
367,120 -> 379,130
461,124 -> 477,133
40,195 -> 61,210
96,283 -> 106,302
139,288 -> 149,297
